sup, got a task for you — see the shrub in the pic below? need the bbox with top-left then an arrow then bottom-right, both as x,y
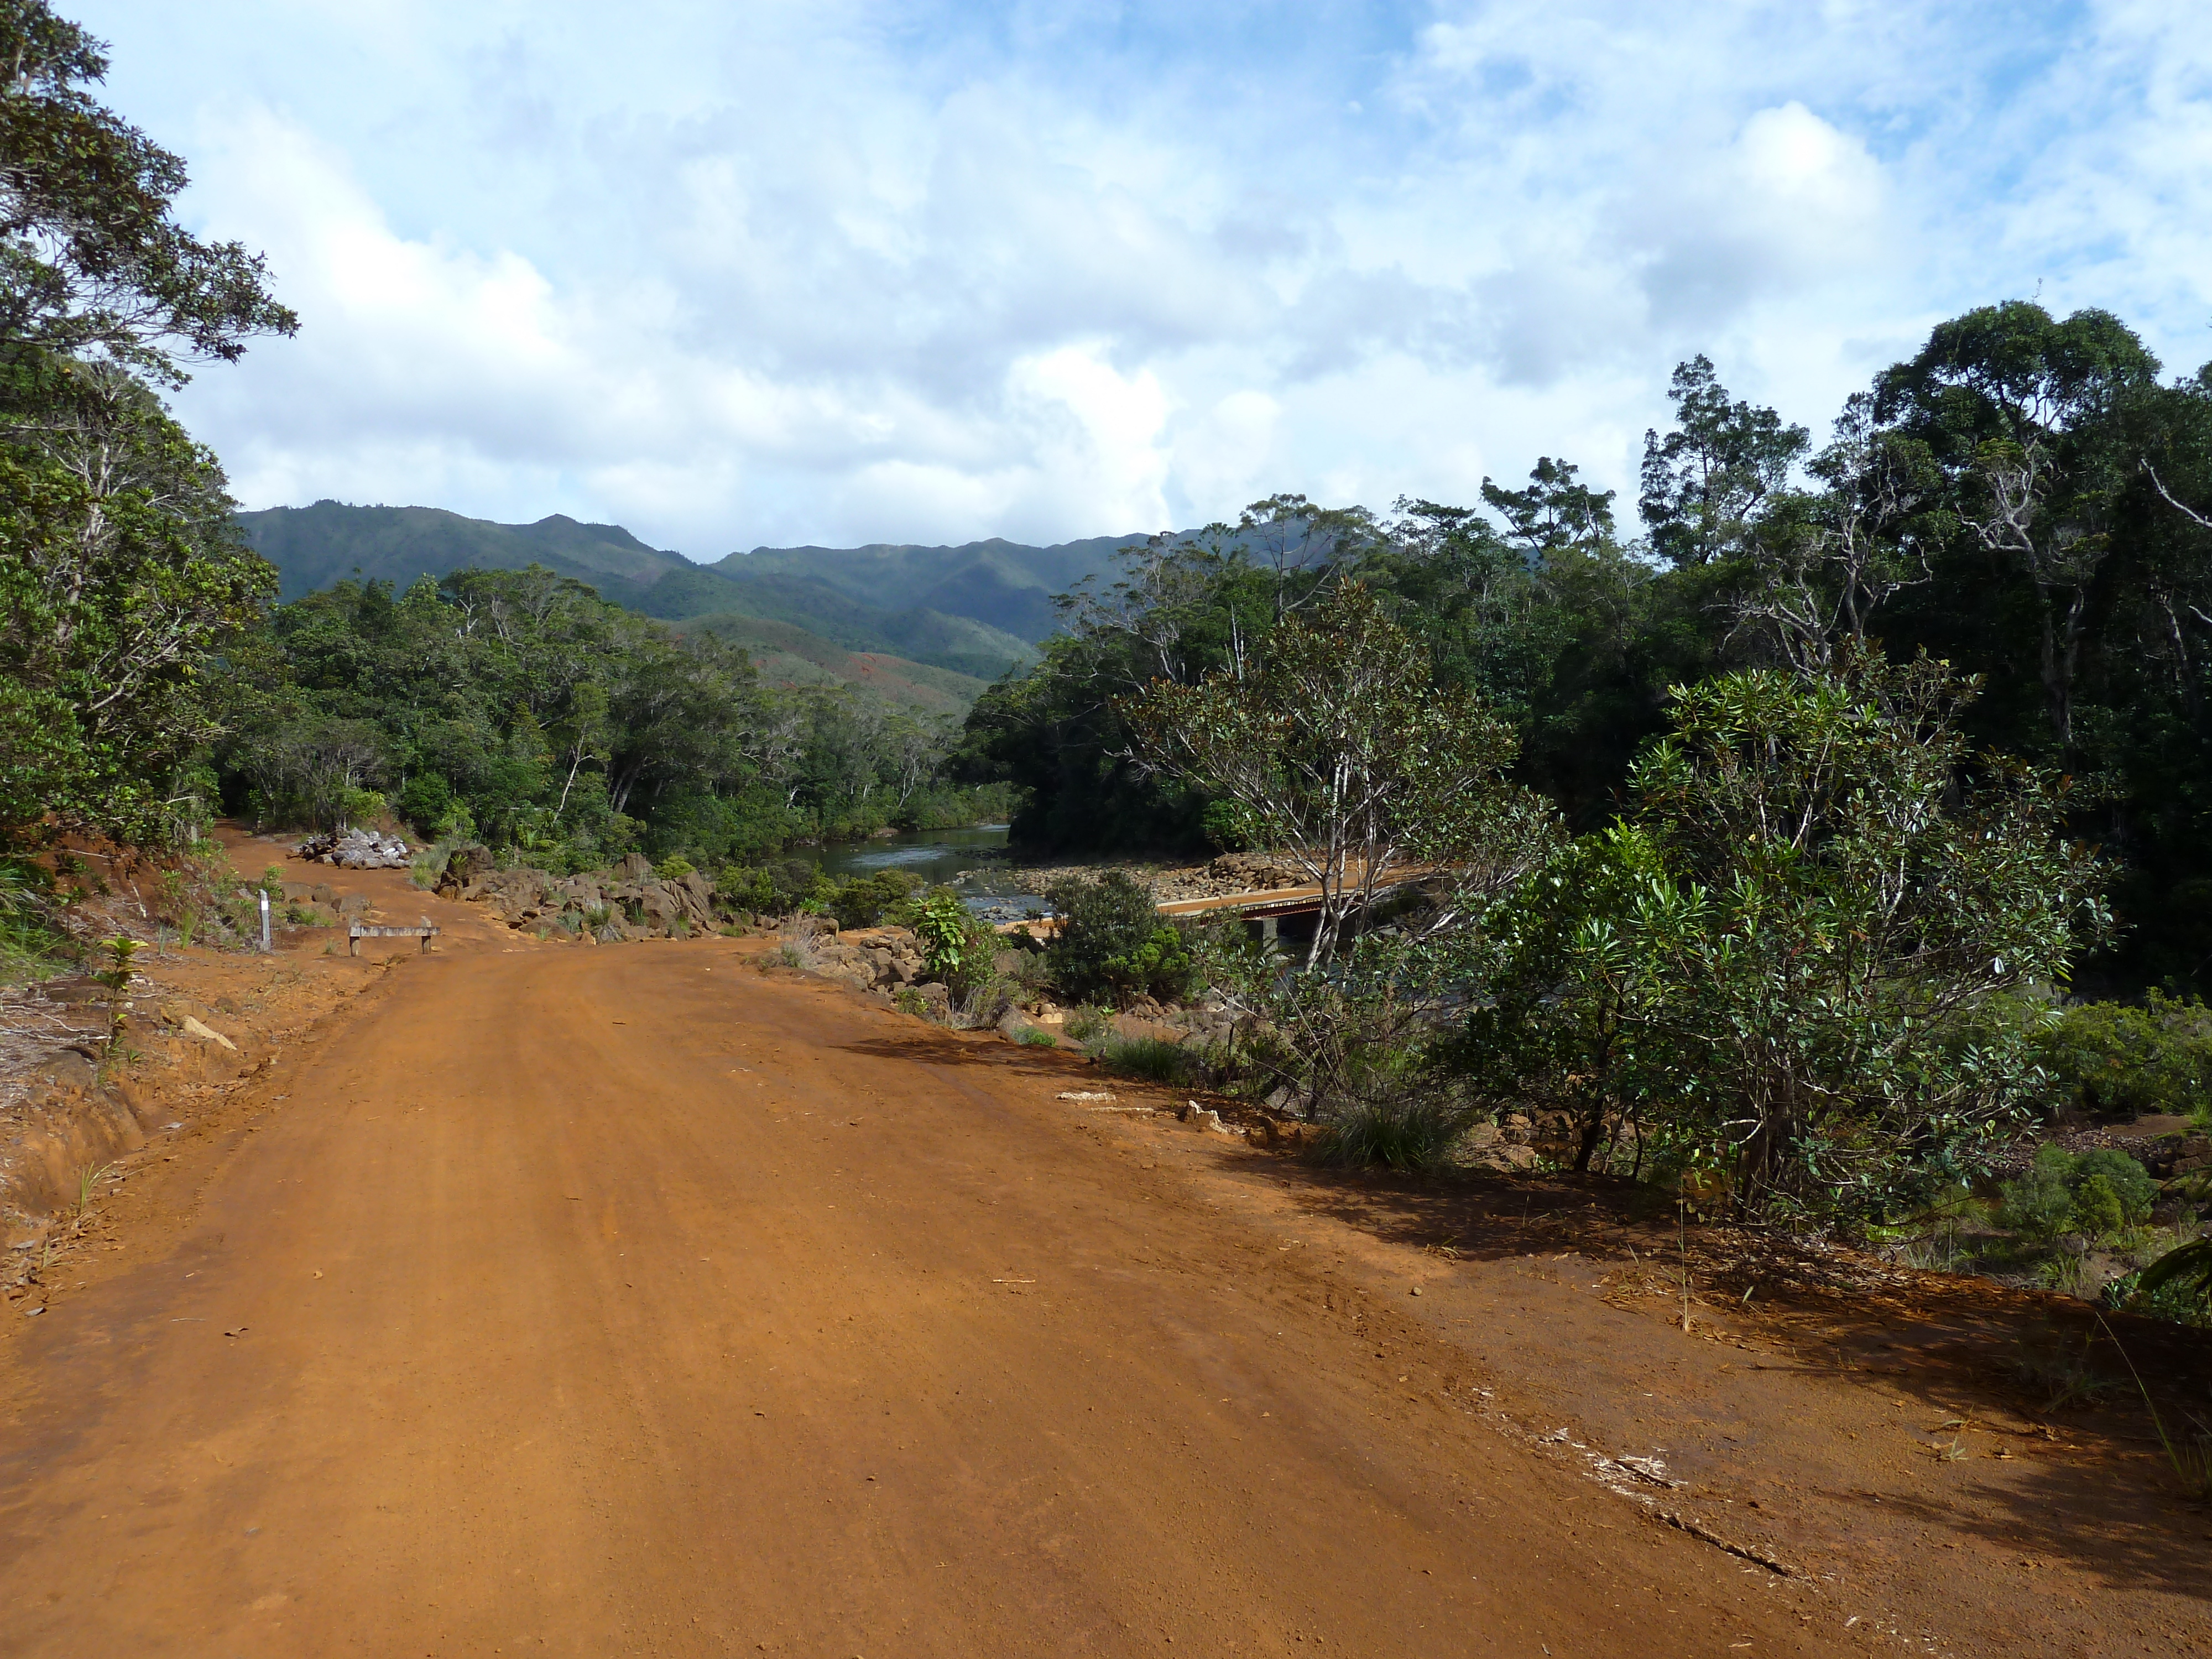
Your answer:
2072,1147 -> 2157,1225
1458,653 -> 2107,1223
2036,992 -> 2212,1119
822,869 -> 920,930
2130,1237 -> 2212,1323
0,858 -> 67,978
902,889 -> 1000,1001
1045,871 -> 1196,1006
1998,1145 -> 2079,1240
654,854 -> 696,881
1091,1032 -> 1204,1086
1310,1097 -> 1469,1172
716,859 -> 828,918
1199,798 -> 1259,851
1016,1027 -> 1058,1048
1997,1144 -> 2157,1241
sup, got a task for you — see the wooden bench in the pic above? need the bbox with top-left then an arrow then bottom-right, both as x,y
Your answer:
348,922 -> 441,957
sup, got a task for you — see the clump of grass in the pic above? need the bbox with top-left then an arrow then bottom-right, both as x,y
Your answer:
2096,1316 -> 2212,1499
2007,1340 -> 2116,1413
1016,1027 -> 1058,1048
1090,1032 -> 1203,1086
1306,1096 -> 1471,1172
1064,1005 -> 1112,1043
74,1162 -> 111,1220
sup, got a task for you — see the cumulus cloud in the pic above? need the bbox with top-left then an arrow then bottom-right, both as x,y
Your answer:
63,0 -> 2212,554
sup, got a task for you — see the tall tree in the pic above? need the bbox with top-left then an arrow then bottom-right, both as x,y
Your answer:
1127,583 -> 1552,967
0,2 -> 293,845
1640,354 -> 1809,569
1872,301 -> 2160,757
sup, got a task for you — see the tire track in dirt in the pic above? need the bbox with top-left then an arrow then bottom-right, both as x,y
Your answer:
0,938 -> 1833,1657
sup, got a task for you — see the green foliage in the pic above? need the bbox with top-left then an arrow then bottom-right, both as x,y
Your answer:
2036,993 -> 2212,1119
1198,798 -> 1258,851
818,868 -> 920,931
653,855 -> 695,881
1310,1097 -> 1470,1172
907,889 -> 974,979
1128,582 -> 1552,965
714,859 -> 818,917
1997,1143 -> 2157,1241
90,935 -> 137,1039
1089,1032 -> 1204,1086
1203,923 -> 1470,1167
2073,1147 -> 2158,1226
1044,870 -> 1196,1006
0,855 -> 66,976
2131,1237 -> 2212,1319
1462,654 -> 2106,1221
2073,1174 -> 2127,1238
0,6 -> 292,849
1998,1145 -> 2083,1241
218,565 -> 993,870
1015,1026 -> 1058,1048
894,889 -> 998,1000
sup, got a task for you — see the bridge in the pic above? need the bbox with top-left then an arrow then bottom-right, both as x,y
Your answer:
1004,864 -> 1431,943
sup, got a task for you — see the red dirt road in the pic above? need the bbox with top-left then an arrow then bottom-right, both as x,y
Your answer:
0,935 -> 1845,1658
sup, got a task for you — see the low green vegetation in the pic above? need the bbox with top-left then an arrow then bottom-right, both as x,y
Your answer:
1044,872 -> 1198,1006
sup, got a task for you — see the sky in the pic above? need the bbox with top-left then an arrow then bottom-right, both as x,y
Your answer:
67,0 -> 2212,560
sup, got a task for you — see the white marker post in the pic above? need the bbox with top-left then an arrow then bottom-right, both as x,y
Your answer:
259,889 -> 272,953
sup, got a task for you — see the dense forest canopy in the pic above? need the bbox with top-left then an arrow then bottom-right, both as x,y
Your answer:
957,302 -> 2212,994
217,566 -> 1003,871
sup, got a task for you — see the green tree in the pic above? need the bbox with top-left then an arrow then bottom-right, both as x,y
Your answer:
1507,653 -> 2108,1219
1640,354 -> 1811,569
0,2 -> 294,384
1044,869 -> 1196,1006
0,2 -> 291,846
1128,583 -> 1553,966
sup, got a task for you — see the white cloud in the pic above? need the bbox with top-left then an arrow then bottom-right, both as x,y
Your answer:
59,0 -> 2212,554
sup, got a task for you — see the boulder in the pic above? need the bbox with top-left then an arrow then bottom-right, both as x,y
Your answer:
295,827 -> 412,869
434,845 -> 494,896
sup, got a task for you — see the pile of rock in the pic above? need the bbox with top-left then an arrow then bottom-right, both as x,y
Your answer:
1203,851 -> 1303,891
800,925 -> 932,995
434,849 -> 726,942
294,828 -> 413,869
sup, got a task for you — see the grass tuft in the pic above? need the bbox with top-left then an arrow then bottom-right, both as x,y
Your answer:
1090,1032 -> 1203,1086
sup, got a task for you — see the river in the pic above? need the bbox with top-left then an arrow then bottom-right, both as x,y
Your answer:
806,824 -> 1046,922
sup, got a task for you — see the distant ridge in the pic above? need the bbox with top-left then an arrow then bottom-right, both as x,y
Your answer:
234,500 -> 1163,704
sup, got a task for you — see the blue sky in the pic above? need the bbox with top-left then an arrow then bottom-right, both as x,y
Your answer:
68,1 -> 2212,559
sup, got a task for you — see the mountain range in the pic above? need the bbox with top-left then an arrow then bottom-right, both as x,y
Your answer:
237,500 -> 1155,707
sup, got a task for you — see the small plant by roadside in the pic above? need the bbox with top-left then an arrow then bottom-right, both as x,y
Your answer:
1044,871 -> 1197,1007
92,937 -> 139,1044
1016,1027 -> 1058,1048
1064,1005 -> 1112,1044
73,1162 -> 111,1221
1088,1031 -> 1205,1087
1308,1095 -> 1470,1172
902,889 -> 1001,1006
2006,1339 -> 2117,1412
0,858 -> 67,978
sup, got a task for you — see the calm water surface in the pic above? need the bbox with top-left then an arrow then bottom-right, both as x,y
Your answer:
807,825 -> 1045,920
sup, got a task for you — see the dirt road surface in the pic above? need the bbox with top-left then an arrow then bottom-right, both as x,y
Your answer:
0,926 -> 1851,1658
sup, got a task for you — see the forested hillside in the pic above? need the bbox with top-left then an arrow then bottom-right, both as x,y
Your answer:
238,501 -> 691,599
214,567 -> 1008,869
239,500 -> 1118,680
